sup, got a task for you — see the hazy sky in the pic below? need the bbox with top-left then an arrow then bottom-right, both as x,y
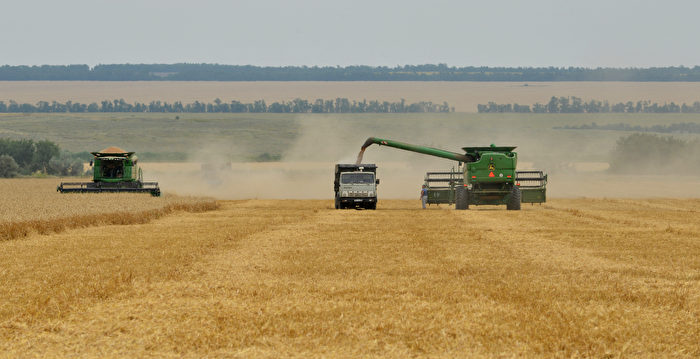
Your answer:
3,0 -> 699,67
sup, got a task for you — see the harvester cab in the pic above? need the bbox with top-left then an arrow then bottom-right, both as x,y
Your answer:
358,137 -> 546,210
57,146 -> 161,196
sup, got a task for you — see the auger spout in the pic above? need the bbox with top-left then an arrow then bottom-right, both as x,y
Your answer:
356,137 -> 474,164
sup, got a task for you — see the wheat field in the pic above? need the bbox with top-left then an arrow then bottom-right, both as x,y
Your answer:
1,195 -> 698,357
0,178 -> 217,241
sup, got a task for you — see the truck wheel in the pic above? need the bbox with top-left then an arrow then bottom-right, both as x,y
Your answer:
368,202 -> 377,210
455,186 -> 469,210
507,186 -> 521,210
335,196 -> 340,209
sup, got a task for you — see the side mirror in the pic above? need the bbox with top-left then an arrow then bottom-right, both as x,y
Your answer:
89,160 -> 93,167
375,179 -> 380,185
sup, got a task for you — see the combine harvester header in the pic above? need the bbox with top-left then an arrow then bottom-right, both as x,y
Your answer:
57,146 -> 161,196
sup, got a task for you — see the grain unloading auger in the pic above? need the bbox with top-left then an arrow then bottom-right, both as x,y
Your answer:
57,146 -> 161,196
358,137 -> 547,210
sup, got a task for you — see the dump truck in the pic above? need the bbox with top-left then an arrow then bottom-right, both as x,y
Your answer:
358,137 -> 546,210
57,146 -> 161,196
334,164 -> 379,209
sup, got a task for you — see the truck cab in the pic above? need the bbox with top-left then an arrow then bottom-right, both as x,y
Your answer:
334,164 -> 378,210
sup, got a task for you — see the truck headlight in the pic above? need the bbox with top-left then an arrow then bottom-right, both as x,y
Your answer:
368,191 -> 374,197
342,191 -> 348,197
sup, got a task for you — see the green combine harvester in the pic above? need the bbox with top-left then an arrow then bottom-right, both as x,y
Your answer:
359,137 -> 546,210
57,146 -> 161,196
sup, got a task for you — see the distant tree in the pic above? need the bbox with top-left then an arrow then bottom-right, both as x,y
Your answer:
513,104 -> 531,113
33,140 -> 60,172
312,99 -> 325,113
558,97 -> 571,113
532,103 -> 547,113
547,97 -> 559,113
253,100 -> 267,113
611,103 -> 625,112
0,138 -> 34,168
570,97 -> 584,113
0,155 -> 19,178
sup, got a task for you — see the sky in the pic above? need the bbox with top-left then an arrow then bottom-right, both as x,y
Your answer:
3,0 -> 699,68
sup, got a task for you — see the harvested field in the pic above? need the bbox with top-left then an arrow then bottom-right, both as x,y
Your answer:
1,198 -> 698,357
4,81 -> 700,112
0,178 -> 216,241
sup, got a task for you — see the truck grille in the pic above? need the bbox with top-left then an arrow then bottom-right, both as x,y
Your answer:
349,191 -> 370,197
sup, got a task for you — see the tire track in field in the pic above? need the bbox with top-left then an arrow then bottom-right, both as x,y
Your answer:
541,199 -> 700,243
32,200 -> 487,356
448,202 -> 700,356
449,199 -> 700,277
0,199 -> 320,357
448,205 -> 626,273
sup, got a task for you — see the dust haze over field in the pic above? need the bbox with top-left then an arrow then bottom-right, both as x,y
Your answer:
145,114 -> 700,200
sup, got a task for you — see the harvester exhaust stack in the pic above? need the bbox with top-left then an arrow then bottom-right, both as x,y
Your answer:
57,146 -> 161,196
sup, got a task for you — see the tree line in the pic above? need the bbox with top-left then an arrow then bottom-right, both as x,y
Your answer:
5,64 -> 700,81
478,97 -> 700,113
0,138 -> 82,177
0,98 -> 452,113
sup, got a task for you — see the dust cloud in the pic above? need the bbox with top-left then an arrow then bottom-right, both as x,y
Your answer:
142,115 -> 700,200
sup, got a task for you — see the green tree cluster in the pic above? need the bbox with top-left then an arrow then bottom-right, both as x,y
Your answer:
0,138 -> 81,177
0,155 -> 19,178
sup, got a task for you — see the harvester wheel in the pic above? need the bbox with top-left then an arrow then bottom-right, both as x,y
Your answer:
507,186 -> 522,210
465,189 -> 470,209
455,186 -> 469,210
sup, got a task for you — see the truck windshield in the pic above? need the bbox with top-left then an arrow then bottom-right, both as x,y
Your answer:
341,173 -> 374,184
